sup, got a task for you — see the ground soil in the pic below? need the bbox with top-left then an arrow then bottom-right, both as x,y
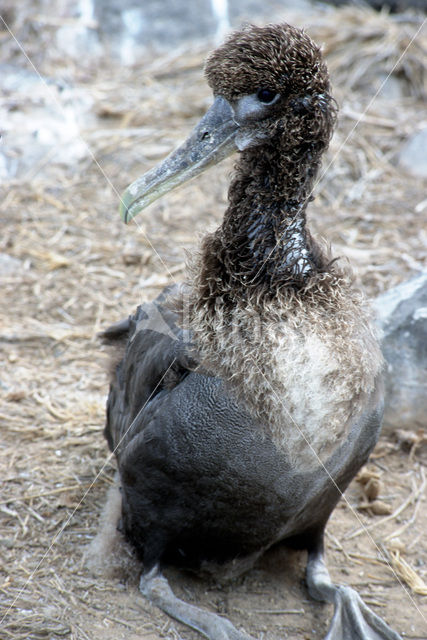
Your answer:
1,3 -> 426,639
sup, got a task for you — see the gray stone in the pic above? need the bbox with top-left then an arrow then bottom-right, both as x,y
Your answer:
397,128 -> 427,178
0,65 -> 94,179
0,253 -> 23,275
372,272 -> 427,434
88,0 -> 314,62
324,0 -> 427,11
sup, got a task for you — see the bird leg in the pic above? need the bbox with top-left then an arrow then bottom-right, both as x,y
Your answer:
139,566 -> 254,640
306,548 -> 402,640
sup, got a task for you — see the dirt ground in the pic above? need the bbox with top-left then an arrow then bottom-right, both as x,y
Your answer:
1,3 -> 427,640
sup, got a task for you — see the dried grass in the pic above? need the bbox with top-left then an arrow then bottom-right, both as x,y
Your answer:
1,4 -> 426,639
389,551 -> 427,596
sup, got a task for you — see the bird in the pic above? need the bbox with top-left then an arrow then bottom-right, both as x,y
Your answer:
100,23 -> 402,640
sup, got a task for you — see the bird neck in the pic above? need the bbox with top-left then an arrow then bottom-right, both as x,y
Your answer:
188,139 -> 331,315
217,140 -> 326,292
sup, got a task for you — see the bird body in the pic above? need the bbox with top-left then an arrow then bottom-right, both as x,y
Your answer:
186,270 -> 382,469
99,23 -> 402,640
105,291 -> 382,574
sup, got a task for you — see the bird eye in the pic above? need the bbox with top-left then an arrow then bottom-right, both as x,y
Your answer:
256,88 -> 278,104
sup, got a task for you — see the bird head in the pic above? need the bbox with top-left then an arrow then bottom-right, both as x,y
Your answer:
205,24 -> 336,152
120,23 -> 336,223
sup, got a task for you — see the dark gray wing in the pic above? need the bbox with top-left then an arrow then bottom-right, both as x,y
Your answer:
102,285 -> 198,459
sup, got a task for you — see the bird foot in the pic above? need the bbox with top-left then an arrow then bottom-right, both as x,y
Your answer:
140,567 -> 254,640
323,584 -> 402,640
306,551 -> 402,640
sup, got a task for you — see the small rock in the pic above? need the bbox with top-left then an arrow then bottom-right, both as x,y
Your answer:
0,252 -> 23,275
0,538 -> 15,549
373,271 -> 427,436
397,128 -> 427,178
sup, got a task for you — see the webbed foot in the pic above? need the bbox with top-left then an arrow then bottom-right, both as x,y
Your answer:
139,567 -> 254,640
306,550 -> 402,640
323,584 -> 402,640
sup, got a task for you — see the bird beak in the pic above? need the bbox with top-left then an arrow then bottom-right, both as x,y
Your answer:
120,96 -> 238,223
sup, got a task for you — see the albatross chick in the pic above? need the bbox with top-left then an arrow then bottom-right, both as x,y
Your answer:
100,23 -> 402,640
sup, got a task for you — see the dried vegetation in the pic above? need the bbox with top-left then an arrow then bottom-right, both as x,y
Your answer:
0,3 -> 426,639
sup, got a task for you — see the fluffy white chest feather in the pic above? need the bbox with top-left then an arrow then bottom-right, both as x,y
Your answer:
189,280 -> 383,471
268,325 -> 366,468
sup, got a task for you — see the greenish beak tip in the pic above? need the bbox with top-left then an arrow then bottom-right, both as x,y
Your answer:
118,96 -> 238,224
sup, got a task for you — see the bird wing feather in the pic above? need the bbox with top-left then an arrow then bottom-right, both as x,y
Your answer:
103,285 -> 198,458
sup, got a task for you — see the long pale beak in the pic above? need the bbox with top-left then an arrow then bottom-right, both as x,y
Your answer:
120,96 -> 238,223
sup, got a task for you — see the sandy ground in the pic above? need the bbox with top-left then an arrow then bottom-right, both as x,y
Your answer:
1,3 -> 426,639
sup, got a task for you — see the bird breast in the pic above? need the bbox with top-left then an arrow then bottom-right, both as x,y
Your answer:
188,272 -> 383,471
